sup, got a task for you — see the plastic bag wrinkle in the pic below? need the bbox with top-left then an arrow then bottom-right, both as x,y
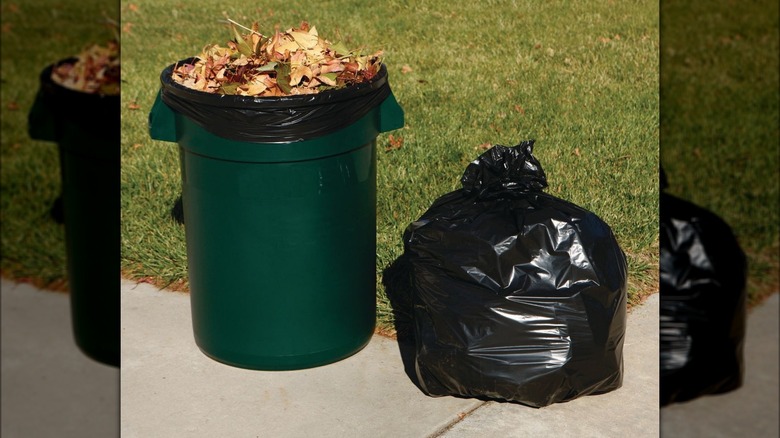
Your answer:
403,141 -> 627,407
158,58 -> 393,143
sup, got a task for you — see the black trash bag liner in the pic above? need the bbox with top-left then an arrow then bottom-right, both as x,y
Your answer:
29,58 -> 120,145
402,141 -> 628,408
659,172 -> 747,406
158,58 -> 392,143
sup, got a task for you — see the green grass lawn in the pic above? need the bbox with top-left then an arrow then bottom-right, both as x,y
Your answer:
120,0 -> 659,332
0,0 -> 119,289
1,0 -> 660,334
660,0 -> 779,306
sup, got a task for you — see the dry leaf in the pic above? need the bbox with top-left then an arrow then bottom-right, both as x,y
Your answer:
6,101 -> 19,111
288,30 -> 319,49
401,64 -> 413,74
385,134 -> 404,151
128,3 -> 139,12
128,101 -> 141,110
476,142 -> 492,151
172,19 -> 383,97
574,147 -> 581,157
51,40 -> 120,95
514,105 -> 525,114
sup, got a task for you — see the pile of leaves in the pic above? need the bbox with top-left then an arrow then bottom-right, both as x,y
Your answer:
51,40 -> 120,95
171,21 -> 383,97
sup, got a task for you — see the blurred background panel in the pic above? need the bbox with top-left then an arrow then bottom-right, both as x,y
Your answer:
0,0 -> 120,436
660,0 -> 779,435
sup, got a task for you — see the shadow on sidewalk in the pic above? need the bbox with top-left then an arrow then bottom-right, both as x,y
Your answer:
381,253 -> 424,392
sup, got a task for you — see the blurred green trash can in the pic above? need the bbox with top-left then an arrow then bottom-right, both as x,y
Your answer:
149,60 -> 403,370
28,59 -> 120,367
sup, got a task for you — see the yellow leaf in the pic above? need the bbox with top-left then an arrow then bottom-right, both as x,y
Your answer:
289,30 -> 318,49
290,65 -> 313,86
277,37 -> 299,54
244,81 -> 268,95
289,51 -> 306,66
317,73 -> 338,86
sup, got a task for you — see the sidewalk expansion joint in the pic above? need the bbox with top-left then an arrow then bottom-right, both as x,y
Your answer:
427,401 -> 490,437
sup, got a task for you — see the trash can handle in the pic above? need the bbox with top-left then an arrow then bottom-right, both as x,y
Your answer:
150,88 -> 403,142
149,90 -> 178,142
28,88 -> 58,142
378,93 -> 404,133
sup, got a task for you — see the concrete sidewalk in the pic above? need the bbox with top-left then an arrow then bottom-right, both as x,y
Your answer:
121,279 -> 659,438
660,293 -> 779,437
1,279 -> 119,438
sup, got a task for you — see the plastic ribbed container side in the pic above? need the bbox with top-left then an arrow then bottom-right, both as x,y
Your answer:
149,62 -> 403,370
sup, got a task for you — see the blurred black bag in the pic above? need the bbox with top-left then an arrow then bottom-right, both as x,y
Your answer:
659,168 -> 747,406
403,141 -> 628,408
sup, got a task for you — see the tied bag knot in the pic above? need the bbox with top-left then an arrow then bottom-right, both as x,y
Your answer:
461,140 -> 548,200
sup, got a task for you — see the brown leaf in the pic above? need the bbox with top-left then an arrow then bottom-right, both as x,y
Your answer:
514,105 -> 525,115
6,101 -> 19,111
288,30 -> 318,49
131,143 -> 142,150
475,142 -> 492,151
128,101 -> 141,110
173,20 -> 383,96
128,3 -> 139,12
385,134 -> 404,152
401,64 -> 413,74
123,22 -> 133,34
573,147 -> 581,157
2,23 -> 12,34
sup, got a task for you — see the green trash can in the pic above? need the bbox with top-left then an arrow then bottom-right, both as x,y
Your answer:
149,61 -> 403,370
28,59 -> 120,367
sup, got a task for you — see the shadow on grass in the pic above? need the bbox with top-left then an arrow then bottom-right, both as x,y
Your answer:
171,194 -> 184,225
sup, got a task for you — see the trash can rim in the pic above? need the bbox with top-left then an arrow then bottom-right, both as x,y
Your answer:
160,57 -> 389,109
39,58 -> 120,102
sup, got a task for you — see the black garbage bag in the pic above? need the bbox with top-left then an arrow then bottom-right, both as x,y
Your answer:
659,168 -> 747,406
402,141 -> 628,408
157,58 -> 393,143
